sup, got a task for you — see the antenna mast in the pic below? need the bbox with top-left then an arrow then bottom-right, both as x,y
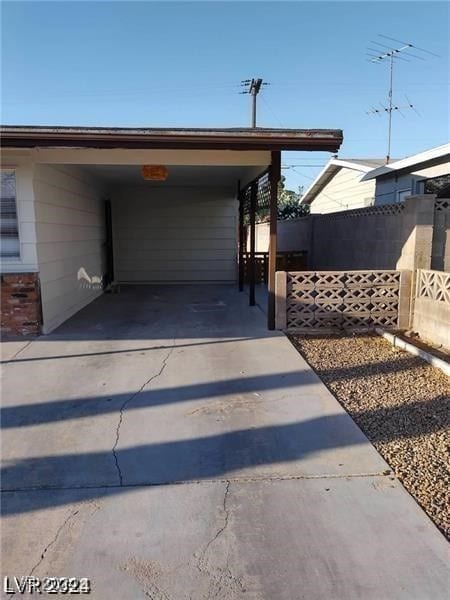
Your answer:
366,35 -> 438,163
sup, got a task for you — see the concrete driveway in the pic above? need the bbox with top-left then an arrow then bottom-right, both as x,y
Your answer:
1,285 -> 448,599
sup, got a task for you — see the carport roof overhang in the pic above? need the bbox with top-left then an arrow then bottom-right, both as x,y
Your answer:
0,125 -> 343,152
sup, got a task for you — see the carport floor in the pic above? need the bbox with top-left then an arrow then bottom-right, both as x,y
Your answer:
1,285 -> 448,599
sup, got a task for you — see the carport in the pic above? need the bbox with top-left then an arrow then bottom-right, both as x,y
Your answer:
1,126 -> 342,334
3,128 -> 450,600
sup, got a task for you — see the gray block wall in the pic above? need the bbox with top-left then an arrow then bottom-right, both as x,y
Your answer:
253,196 -> 445,273
310,196 -> 435,271
413,296 -> 450,351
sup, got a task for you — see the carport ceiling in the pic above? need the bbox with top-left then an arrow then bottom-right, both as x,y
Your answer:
81,164 -> 261,187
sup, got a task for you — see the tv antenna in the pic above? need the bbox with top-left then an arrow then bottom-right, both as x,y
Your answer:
240,78 -> 270,128
366,34 -> 439,164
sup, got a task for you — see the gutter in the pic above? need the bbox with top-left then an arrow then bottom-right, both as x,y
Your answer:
0,127 -> 343,153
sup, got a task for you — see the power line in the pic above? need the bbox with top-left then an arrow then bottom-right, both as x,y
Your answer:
282,164 -> 326,168
259,92 -> 285,127
9,82 -> 242,101
288,167 -> 351,209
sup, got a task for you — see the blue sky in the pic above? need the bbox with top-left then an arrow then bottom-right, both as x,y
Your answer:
1,1 -> 448,191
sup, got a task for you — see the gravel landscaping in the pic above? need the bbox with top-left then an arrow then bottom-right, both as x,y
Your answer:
289,333 -> 450,540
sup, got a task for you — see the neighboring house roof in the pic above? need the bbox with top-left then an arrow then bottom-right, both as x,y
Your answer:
361,143 -> 450,181
0,125 -> 343,152
301,157 -> 385,205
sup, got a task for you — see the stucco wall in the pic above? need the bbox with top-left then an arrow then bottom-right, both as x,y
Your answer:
111,186 -> 237,283
310,168 -> 376,214
33,165 -> 106,333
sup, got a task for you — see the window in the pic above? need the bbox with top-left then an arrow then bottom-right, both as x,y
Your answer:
396,189 -> 411,203
0,170 -> 20,259
423,174 -> 450,197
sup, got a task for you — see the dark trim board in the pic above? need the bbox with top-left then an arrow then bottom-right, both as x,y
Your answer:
0,126 -> 343,152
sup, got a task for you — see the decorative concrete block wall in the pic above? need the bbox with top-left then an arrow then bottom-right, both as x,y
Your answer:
1,273 -> 42,336
275,269 -> 409,332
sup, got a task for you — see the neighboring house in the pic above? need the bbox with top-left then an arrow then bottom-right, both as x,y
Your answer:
0,125 -> 342,335
361,143 -> 450,204
301,158 -> 386,214
301,144 -> 450,214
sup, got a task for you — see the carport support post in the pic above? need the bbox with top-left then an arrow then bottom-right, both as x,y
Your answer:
268,150 -> 281,330
238,189 -> 245,292
249,182 -> 257,306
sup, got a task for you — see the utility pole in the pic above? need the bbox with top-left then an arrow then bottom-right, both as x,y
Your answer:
240,78 -> 268,127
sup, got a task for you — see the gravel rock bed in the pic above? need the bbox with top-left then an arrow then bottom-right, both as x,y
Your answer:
289,333 -> 450,540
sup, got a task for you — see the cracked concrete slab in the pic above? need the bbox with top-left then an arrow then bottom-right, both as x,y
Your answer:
2,478 -> 448,599
1,285 -> 448,598
2,286 -> 388,490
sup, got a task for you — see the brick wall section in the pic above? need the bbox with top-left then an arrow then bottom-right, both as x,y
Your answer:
1,273 -> 42,336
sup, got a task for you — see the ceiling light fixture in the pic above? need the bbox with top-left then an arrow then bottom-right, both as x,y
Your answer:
141,165 -> 168,181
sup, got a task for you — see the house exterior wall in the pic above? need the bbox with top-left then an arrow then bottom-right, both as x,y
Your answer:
1,152 -> 41,335
33,165 -> 106,333
310,168 -> 375,214
111,186 -> 237,283
1,151 -> 39,273
374,163 -> 450,205
1,145 -> 270,335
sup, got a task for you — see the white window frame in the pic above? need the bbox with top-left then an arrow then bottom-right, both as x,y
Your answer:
415,179 -> 426,194
396,188 -> 411,203
0,168 -> 21,262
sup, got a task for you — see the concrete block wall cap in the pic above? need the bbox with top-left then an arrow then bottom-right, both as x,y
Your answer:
375,327 -> 450,377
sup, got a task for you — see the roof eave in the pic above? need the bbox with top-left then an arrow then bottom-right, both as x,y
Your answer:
0,127 -> 343,153
361,145 -> 450,181
301,157 -> 382,205
301,163 -> 340,204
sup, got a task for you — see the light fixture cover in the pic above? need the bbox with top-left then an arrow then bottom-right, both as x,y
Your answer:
141,165 -> 168,181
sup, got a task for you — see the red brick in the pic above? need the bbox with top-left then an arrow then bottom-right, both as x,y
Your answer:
1,273 -> 41,336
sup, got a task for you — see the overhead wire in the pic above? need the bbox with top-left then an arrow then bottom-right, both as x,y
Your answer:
259,91 -> 285,128
288,167 -> 350,209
